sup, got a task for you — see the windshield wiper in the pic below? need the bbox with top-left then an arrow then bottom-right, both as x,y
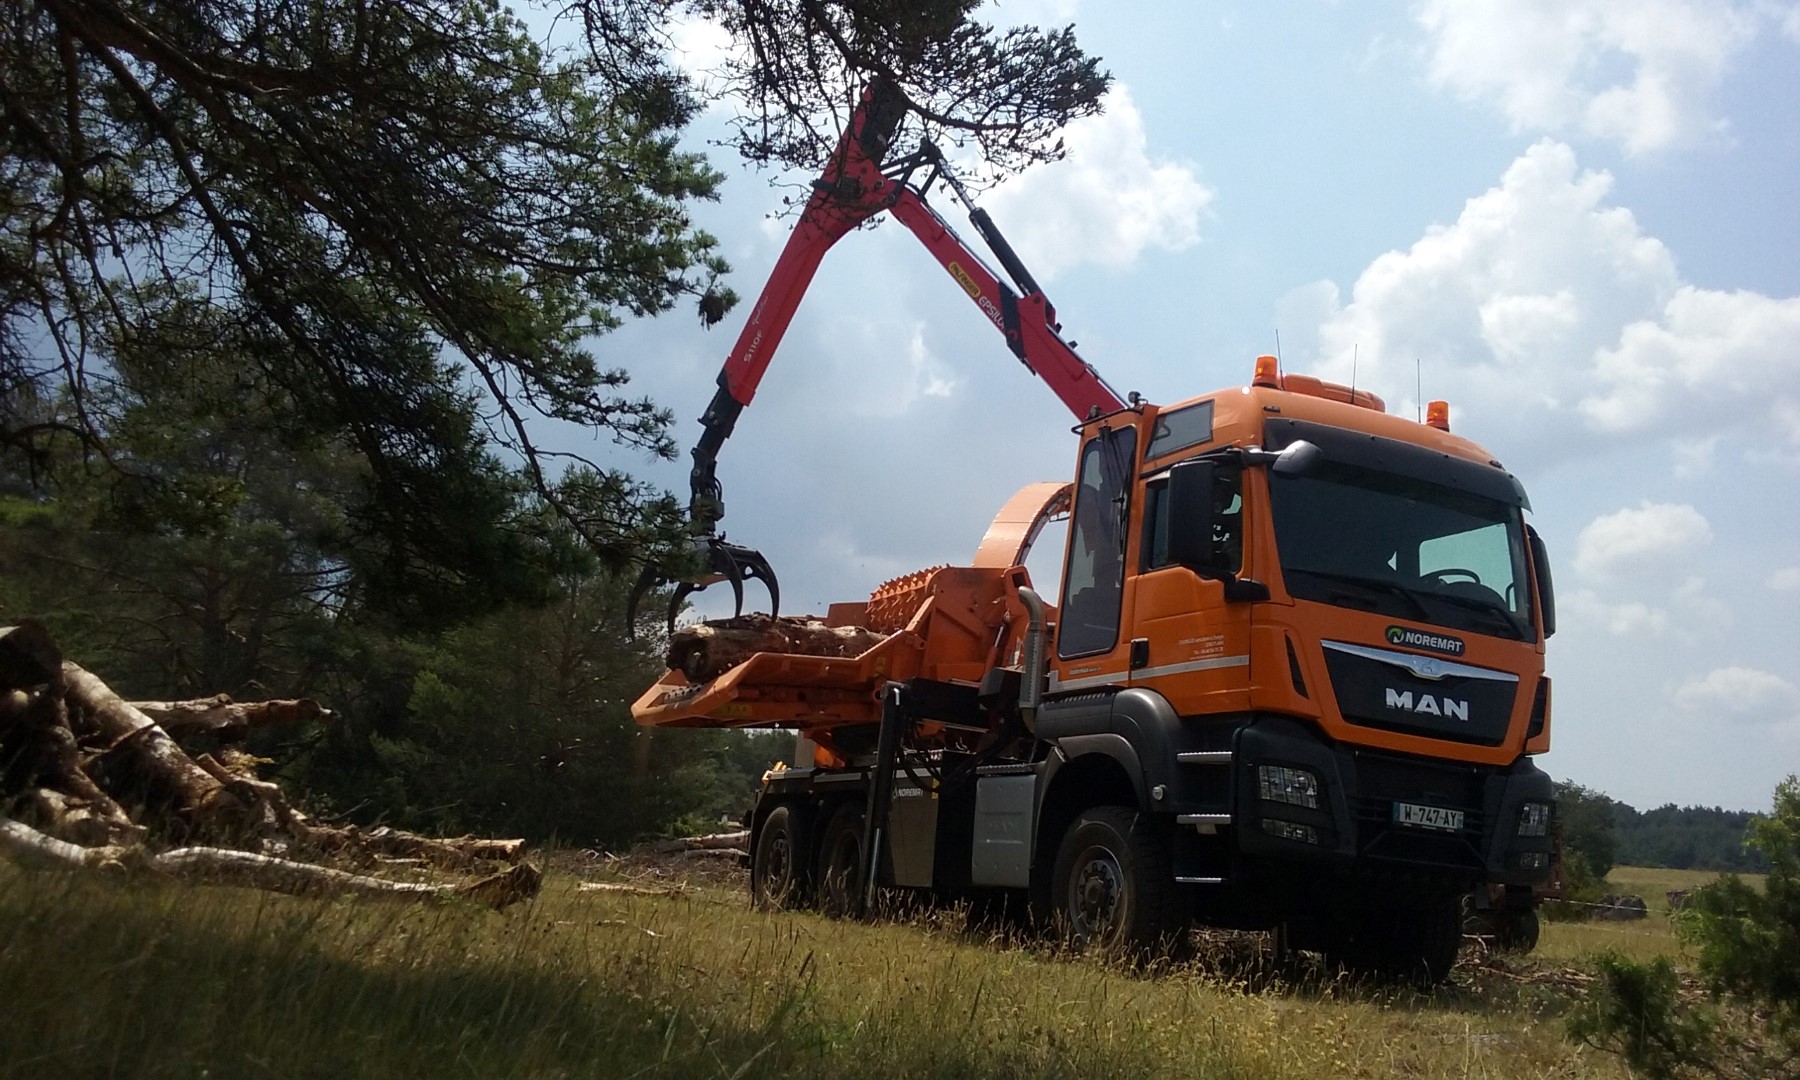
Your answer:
1284,568 -> 1432,622
1424,590 -> 1528,640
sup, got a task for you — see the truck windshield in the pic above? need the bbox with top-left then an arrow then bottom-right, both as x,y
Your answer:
1268,463 -> 1534,640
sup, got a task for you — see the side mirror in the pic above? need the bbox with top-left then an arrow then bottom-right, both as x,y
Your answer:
1165,460 -> 1218,572
1528,525 -> 1556,639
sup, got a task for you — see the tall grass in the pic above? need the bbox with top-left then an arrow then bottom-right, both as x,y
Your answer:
0,866 -> 1634,1079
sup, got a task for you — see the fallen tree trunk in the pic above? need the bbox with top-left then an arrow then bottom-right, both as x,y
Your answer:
303,825 -> 527,871
644,830 -> 750,854
667,614 -> 887,682
62,662 -> 231,819
0,815 -> 540,910
128,695 -> 334,741
1,624 -> 537,913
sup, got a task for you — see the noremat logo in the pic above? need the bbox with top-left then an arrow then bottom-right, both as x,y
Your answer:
1385,626 -> 1465,656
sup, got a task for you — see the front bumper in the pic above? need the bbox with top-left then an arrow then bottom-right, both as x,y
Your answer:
1229,715 -> 1555,887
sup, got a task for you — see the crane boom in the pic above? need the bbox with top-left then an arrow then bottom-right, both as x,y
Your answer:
632,79 -> 1127,629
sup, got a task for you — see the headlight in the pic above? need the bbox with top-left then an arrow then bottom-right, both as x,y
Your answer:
1261,819 -> 1320,844
1517,851 -> 1548,870
1517,801 -> 1551,837
1258,765 -> 1320,810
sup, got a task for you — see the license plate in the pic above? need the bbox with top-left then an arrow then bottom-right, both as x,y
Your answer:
1393,802 -> 1464,832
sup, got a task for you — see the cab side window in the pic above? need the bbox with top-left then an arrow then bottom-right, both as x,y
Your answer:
1059,427 -> 1136,657
1143,465 -> 1242,576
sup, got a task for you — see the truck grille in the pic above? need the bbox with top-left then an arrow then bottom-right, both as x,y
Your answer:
1322,642 -> 1516,746
1349,751 -> 1489,869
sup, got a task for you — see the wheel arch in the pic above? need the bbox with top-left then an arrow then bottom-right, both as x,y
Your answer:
1031,743 -> 1145,903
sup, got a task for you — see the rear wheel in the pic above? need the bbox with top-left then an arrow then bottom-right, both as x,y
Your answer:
750,803 -> 811,911
816,803 -> 866,917
1493,908 -> 1541,953
1049,806 -> 1186,959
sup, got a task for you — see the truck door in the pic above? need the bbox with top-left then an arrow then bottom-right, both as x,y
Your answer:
1127,461 -> 1253,717
1051,424 -> 1136,687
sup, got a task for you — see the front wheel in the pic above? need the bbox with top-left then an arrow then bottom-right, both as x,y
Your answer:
1049,806 -> 1186,959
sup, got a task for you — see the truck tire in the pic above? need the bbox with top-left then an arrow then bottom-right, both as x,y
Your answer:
751,803 -> 812,911
1049,806 -> 1186,959
1325,892 -> 1463,987
816,803 -> 865,918
1494,908 -> 1540,954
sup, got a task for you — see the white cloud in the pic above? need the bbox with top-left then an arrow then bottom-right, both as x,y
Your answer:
1415,0 -> 1779,154
1297,139 -> 1800,467
1580,286 -> 1800,440
812,319 -> 957,418
1674,665 -> 1800,722
1770,566 -> 1800,590
1671,575 -> 1734,631
666,15 -> 738,87
1573,501 -> 1712,578
984,86 -> 1213,280
1564,589 -> 1671,635
1671,435 -> 1721,478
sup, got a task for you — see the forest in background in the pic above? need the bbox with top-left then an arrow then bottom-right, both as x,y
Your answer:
0,462 -> 791,848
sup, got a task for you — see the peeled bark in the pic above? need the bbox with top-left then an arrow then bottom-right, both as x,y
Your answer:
62,662 -> 231,818
129,695 -> 333,741
303,825 -> 526,871
1,627 -> 535,912
646,830 -> 750,854
668,614 -> 887,682
0,815 -> 540,910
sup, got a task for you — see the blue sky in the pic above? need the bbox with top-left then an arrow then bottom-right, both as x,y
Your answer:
574,1 -> 1800,812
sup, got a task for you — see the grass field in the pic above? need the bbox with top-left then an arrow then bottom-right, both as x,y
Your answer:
0,862 -> 1742,1079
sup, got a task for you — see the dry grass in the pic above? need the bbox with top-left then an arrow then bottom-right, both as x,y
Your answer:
0,861 -> 1667,1080
1534,865 -> 1764,965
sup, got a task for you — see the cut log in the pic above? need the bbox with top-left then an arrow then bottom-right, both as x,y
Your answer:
643,829 -> 750,855
302,824 -> 527,871
62,662 -> 232,819
129,695 -> 334,741
0,813 -> 130,869
577,881 -> 688,898
667,614 -> 887,683
149,847 -> 541,909
0,815 -> 541,910
676,847 -> 746,860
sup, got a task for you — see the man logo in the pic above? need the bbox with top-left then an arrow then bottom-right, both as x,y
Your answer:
1385,688 -> 1470,722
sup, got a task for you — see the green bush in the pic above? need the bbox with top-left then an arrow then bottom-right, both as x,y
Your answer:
1541,841 -> 1609,922
1566,775 -> 1800,1078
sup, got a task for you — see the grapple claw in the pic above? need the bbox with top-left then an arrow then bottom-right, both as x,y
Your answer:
624,535 -> 782,637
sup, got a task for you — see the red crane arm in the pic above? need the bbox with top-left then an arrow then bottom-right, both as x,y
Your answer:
634,79 -> 1127,628
697,82 -> 1124,526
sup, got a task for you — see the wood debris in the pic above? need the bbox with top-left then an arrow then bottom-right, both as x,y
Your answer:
667,614 -> 887,683
0,620 -> 539,910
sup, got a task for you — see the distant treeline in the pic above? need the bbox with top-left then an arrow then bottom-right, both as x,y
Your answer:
1612,801 -> 1770,874
1556,781 -> 1770,877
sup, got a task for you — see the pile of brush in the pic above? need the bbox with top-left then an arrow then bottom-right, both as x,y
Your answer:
0,620 -> 538,909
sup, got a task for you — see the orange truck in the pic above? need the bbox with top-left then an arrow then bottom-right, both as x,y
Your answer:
631,81 -> 1557,984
